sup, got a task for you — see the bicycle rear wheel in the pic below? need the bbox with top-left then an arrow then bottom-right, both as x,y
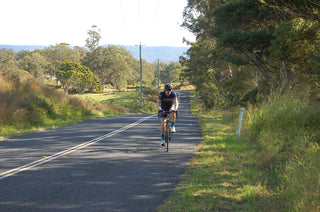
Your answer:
165,136 -> 169,152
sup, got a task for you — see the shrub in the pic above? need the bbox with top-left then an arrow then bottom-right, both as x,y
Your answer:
0,73 -> 96,135
243,85 -> 320,210
281,148 -> 320,211
244,87 -> 320,169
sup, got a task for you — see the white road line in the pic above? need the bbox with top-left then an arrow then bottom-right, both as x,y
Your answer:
0,114 -> 156,180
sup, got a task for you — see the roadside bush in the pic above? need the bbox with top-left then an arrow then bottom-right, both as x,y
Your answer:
142,88 -> 158,113
244,87 -> 320,169
280,148 -> 320,211
0,73 -> 96,135
243,85 -> 320,210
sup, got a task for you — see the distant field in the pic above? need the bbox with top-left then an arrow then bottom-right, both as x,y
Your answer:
74,90 -> 158,114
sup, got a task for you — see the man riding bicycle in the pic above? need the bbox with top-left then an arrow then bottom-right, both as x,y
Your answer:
157,83 -> 179,146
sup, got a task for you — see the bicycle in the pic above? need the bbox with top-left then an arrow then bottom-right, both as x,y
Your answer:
159,110 -> 176,152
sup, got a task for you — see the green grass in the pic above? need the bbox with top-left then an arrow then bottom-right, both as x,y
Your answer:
243,87 -> 320,211
75,91 -> 141,114
0,74 -> 91,137
158,88 -> 320,211
158,93 -> 270,211
0,74 -> 158,139
75,89 -> 158,114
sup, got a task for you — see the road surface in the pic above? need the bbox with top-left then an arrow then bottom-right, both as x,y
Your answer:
0,91 -> 201,211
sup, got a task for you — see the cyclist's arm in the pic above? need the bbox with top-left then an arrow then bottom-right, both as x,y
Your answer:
157,99 -> 162,110
169,99 -> 177,111
170,96 -> 178,111
174,96 -> 179,110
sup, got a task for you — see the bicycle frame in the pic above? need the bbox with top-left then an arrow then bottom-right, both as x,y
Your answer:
158,110 -> 175,152
160,111 -> 173,152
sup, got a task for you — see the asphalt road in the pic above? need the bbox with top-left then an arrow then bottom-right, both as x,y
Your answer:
0,91 -> 202,212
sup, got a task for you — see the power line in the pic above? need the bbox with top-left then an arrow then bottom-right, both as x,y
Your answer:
138,0 -> 141,41
152,0 -> 160,33
119,0 -> 128,34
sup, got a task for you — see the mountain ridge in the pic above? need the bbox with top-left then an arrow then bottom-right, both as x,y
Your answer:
0,44 -> 189,63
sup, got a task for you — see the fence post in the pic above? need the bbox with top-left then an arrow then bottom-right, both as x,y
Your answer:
237,107 -> 244,137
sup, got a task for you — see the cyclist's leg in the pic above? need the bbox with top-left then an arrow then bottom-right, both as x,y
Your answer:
160,117 -> 166,134
171,112 -> 176,122
170,112 -> 176,133
160,114 -> 167,145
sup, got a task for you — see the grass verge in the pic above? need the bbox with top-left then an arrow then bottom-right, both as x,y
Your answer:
158,87 -> 320,211
158,92 -> 270,211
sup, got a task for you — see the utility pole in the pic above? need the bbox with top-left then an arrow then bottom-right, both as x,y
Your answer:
158,58 -> 160,91
136,42 -> 145,113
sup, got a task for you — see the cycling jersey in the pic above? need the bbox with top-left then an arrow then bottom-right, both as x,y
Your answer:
158,90 -> 177,111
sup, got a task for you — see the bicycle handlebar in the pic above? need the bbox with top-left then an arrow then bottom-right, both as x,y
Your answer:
158,110 -> 178,119
158,110 -> 176,113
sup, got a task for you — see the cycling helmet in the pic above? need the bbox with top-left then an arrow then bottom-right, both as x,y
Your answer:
164,83 -> 173,91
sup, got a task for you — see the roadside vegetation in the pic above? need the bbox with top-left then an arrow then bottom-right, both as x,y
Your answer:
181,1 -> 319,110
75,88 -> 158,114
0,73 -> 158,139
157,2 -> 319,209
158,87 -> 319,211
0,25 -> 184,97
0,74 -> 106,138
0,25 -> 181,139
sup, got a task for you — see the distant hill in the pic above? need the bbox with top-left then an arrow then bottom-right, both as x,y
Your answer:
117,45 -> 189,63
0,44 -> 189,63
0,44 -> 46,52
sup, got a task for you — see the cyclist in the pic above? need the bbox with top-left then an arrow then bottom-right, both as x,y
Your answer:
157,83 -> 179,146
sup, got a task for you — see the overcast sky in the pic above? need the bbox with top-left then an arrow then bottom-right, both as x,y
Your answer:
0,0 -> 196,47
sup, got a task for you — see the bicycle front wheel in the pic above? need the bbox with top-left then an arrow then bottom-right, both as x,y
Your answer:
165,121 -> 170,152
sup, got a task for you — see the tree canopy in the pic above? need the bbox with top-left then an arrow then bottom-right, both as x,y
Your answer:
181,0 -> 320,108
57,62 -> 101,94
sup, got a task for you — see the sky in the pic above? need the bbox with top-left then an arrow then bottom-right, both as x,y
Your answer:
0,0 -> 196,47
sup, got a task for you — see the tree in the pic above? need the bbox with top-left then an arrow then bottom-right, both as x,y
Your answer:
269,18 -> 320,83
43,43 -> 84,81
181,0 -> 320,108
82,46 -> 106,88
56,63 -> 74,94
160,62 -> 182,84
102,45 -> 137,91
263,0 -> 320,22
141,58 -> 155,88
82,25 -> 106,88
180,38 -> 222,108
0,49 -> 18,74
85,25 -> 101,52
19,51 -> 49,78
57,62 -> 101,94
71,64 -> 101,94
